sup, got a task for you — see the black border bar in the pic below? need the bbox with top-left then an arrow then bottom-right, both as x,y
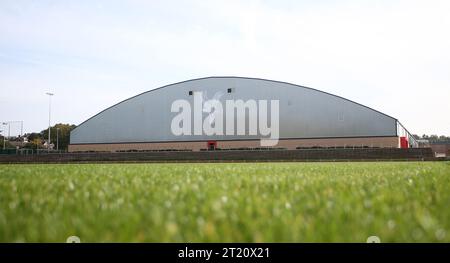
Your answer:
1,243 -> 449,262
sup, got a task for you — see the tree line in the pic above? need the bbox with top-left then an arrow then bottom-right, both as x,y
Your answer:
21,124 -> 76,150
413,134 -> 450,143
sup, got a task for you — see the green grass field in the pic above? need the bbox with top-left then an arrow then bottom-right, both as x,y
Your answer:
0,162 -> 449,242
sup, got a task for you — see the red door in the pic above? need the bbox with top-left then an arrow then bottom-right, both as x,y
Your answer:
400,137 -> 409,148
207,141 -> 217,150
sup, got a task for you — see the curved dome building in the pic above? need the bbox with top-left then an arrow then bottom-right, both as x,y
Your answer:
69,77 -> 417,152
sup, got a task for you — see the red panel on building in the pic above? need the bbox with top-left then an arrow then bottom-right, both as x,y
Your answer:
400,137 -> 409,148
207,141 -> 217,150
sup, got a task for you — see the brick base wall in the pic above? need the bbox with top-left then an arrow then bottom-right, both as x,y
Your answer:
69,137 -> 400,152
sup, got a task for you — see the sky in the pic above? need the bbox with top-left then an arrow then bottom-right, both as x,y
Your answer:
0,0 -> 449,136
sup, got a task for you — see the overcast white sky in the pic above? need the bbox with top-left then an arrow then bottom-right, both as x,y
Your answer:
0,0 -> 449,136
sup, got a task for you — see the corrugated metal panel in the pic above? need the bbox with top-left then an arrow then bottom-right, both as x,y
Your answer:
70,77 -> 397,144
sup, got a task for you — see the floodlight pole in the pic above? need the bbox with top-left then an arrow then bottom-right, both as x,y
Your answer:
46,92 -> 54,153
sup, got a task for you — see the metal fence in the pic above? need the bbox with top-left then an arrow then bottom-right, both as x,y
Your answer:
0,148 -> 66,155
0,148 -> 435,163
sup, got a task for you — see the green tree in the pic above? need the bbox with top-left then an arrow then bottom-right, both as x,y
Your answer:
40,124 -> 76,150
0,135 -> 14,149
23,132 -> 44,149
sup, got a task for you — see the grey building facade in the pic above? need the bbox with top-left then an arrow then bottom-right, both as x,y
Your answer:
69,77 -> 417,152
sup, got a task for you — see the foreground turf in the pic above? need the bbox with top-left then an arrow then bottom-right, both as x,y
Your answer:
0,162 -> 449,242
